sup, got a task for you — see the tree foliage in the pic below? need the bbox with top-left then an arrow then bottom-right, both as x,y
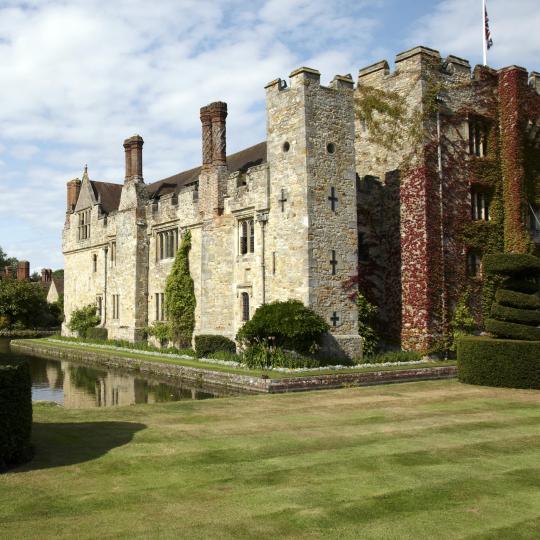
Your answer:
0,278 -> 51,329
165,230 -> 195,347
68,304 -> 100,338
0,246 -> 17,270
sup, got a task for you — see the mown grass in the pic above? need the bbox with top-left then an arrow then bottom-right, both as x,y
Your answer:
2,380 -> 540,539
25,338 -> 454,379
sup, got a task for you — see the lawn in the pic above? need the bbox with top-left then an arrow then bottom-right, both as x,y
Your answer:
2,380 -> 540,539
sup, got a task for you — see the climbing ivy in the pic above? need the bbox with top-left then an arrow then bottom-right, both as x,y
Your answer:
165,229 -> 196,347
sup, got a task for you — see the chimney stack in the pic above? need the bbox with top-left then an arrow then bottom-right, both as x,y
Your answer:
123,135 -> 144,181
210,102 -> 227,166
41,268 -> 52,283
17,261 -> 30,281
200,105 -> 213,168
66,178 -> 82,212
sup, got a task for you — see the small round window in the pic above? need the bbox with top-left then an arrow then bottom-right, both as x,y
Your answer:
327,143 -> 336,154
282,141 -> 290,152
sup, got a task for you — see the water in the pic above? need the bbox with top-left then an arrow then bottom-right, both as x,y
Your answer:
0,338 -> 225,408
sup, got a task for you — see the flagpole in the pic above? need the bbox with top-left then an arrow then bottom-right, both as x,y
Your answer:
482,0 -> 487,66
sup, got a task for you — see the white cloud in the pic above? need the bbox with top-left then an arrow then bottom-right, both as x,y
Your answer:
409,0 -> 540,70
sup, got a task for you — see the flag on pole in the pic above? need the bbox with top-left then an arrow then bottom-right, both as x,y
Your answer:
484,3 -> 493,50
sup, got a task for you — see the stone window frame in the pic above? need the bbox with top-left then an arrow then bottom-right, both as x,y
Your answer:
110,241 -> 117,267
466,250 -> 482,278
241,292 -> 250,321
92,253 -> 98,273
156,228 -> 179,261
468,115 -> 490,157
111,294 -> 120,319
471,187 -> 491,221
155,293 -> 166,321
77,209 -> 91,241
238,217 -> 255,256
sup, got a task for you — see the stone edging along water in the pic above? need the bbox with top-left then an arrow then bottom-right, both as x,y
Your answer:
10,340 -> 457,394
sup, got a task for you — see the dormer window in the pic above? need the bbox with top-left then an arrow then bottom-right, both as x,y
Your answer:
471,188 -> 490,221
77,210 -> 91,240
468,116 -> 489,157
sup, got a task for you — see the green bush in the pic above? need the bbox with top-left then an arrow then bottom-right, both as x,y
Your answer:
85,327 -> 108,340
500,277 -> 539,294
237,300 -> 329,354
483,253 -> 540,276
449,290 -> 477,352
496,288 -> 540,309
68,304 -> 100,338
485,319 -> 540,341
490,303 -> 540,325
0,359 -> 33,469
360,350 -> 422,364
145,322 -> 172,344
165,230 -> 195,347
194,335 -> 236,358
356,293 -> 378,356
457,336 -> 540,389
242,342 -> 321,370
0,278 -> 51,329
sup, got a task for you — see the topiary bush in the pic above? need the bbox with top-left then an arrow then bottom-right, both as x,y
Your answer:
68,304 -> 100,338
236,300 -> 329,354
85,327 -> 108,340
194,335 -> 236,358
457,336 -> 540,389
0,359 -> 33,470
483,253 -> 540,341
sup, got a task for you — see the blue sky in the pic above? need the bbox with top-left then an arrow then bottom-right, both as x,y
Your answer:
0,0 -> 538,271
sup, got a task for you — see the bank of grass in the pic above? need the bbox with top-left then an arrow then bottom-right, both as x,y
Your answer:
25,338 -> 454,379
3,380 -> 540,539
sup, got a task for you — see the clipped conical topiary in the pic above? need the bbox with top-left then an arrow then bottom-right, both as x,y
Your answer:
483,253 -> 540,341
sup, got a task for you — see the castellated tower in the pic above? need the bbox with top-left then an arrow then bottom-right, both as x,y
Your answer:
266,68 -> 362,357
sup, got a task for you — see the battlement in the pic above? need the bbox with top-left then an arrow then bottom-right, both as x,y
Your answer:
357,45 -> 539,92
265,67 -> 354,94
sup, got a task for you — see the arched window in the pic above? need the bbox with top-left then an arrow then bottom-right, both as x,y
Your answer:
241,292 -> 250,321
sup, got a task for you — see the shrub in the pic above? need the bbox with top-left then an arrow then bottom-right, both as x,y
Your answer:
68,304 -> 100,338
485,319 -> 540,341
490,303 -> 540,325
360,350 -> 421,364
165,230 -> 195,347
0,359 -> 33,469
449,290 -> 477,352
237,300 -> 329,354
483,253 -> 540,276
457,336 -> 540,389
500,277 -> 539,294
356,293 -> 378,356
85,327 -> 108,340
195,334 -> 236,358
146,321 -> 172,344
496,288 -> 540,309
242,342 -> 321,370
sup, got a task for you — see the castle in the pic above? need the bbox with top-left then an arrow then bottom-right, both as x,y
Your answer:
62,46 -> 540,357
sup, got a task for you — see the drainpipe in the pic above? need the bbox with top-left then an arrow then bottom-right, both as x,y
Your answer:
103,246 -> 108,326
257,212 -> 269,305
436,95 -> 448,359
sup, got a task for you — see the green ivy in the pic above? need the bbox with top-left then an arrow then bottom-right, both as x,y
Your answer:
356,293 -> 379,357
164,230 -> 196,348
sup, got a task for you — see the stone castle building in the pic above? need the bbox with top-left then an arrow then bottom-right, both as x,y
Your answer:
62,46 -> 540,356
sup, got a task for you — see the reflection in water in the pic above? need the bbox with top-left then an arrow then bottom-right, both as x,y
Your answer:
0,338 -> 223,408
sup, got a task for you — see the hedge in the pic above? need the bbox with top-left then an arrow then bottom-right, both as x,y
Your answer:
194,335 -> 236,358
496,289 -> 540,309
85,327 -> 108,340
457,336 -> 540,389
500,277 -> 539,294
483,253 -> 540,276
485,318 -> 540,341
490,303 -> 540,325
0,360 -> 33,470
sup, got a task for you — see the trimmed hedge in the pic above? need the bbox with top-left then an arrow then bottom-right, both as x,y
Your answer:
496,289 -> 540,309
0,360 -> 33,470
194,335 -> 236,358
457,336 -> 540,389
483,253 -> 540,276
500,277 -> 539,294
485,319 -> 540,341
85,327 -> 108,340
490,303 -> 540,325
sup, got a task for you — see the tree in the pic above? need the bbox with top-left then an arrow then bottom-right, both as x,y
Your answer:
68,304 -> 100,337
165,230 -> 195,347
52,269 -> 64,279
0,278 -> 50,328
0,246 -> 17,270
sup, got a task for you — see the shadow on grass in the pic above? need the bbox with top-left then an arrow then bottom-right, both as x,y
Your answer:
12,421 -> 146,472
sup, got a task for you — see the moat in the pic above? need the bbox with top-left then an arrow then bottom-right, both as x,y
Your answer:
0,338 -> 224,408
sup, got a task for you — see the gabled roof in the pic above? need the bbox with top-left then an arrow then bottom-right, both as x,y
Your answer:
85,141 -> 267,213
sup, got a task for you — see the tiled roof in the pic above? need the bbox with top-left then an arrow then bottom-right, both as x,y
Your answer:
90,181 -> 123,214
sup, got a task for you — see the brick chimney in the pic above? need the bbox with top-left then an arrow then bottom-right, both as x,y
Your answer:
124,135 -> 144,181
198,102 -> 228,217
41,268 -> 52,283
17,261 -> 30,281
66,178 -> 81,212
